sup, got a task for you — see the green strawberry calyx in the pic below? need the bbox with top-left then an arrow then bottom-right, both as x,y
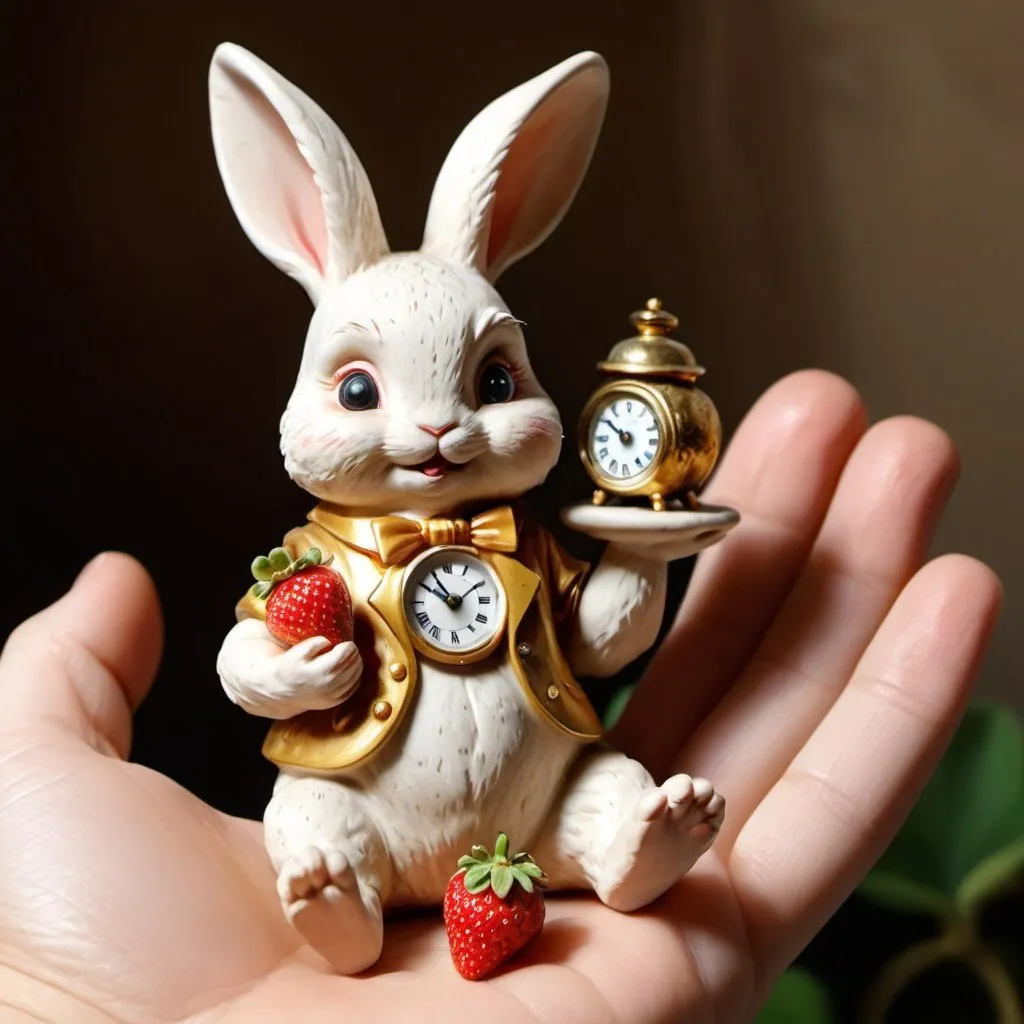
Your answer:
249,547 -> 333,600
456,832 -> 547,898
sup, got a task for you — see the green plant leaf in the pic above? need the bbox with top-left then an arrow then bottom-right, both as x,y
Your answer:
956,836 -> 1024,913
857,870 -> 956,918
510,867 -> 534,893
251,556 -> 274,582
268,547 -> 292,572
470,845 -> 489,861
603,683 -> 636,729
494,833 -> 509,860
516,861 -> 544,878
755,967 -> 834,1024
859,701 -> 1024,916
491,864 -> 513,898
456,855 -> 481,870
463,864 -> 492,892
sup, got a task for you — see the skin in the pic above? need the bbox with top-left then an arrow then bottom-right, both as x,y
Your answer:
0,370 -> 1001,1024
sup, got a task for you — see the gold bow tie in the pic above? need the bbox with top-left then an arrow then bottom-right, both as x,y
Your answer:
370,506 -> 519,566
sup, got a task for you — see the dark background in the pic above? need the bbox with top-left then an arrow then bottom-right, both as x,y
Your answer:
2,4 -> 1021,1021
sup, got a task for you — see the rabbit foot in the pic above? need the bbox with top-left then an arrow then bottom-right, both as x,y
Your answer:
278,845 -> 383,974
597,774 -> 724,912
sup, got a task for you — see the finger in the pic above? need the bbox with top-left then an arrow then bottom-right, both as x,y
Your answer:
728,555 -> 1001,986
293,635 -> 331,659
679,417 -> 960,839
0,552 -> 163,758
615,370 -> 867,777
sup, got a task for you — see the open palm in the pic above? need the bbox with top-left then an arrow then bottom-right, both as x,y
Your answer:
0,371 -> 1001,1024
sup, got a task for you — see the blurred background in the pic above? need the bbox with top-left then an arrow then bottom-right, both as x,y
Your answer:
1,3 -> 1021,1021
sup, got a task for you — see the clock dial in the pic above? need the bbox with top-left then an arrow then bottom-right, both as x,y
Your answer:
402,548 -> 506,659
588,394 -> 662,483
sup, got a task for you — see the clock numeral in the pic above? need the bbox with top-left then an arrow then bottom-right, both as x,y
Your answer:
595,434 -> 609,443
609,459 -> 618,472
461,565 -> 469,576
626,401 -> 633,413
412,599 -> 424,605
429,624 -> 441,640
450,630 -> 460,645
478,595 -> 491,605
475,613 -> 488,624
644,449 -> 655,460
441,563 -> 453,574
612,402 -> 618,416
416,611 -> 430,628
635,457 -> 643,468
467,623 -> 476,633
599,447 -> 608,459
621,463 -> 630,477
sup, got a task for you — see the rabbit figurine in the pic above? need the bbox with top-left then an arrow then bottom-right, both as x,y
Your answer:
210,43 -> 724,975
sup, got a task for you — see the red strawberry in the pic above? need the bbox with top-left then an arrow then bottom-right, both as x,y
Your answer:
443,832 -> 547,980
250,547 -> 353,649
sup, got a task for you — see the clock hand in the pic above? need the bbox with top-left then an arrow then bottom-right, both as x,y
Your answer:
417,581 -> 450,602
601,417 -> 634,446
431,571 -> 452,597
459,580 -> 486,599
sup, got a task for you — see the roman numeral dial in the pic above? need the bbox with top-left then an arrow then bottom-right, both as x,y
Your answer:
402,548 -> 507,662
587,393 -> 663,485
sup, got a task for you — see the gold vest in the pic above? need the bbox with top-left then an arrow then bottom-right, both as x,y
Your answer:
235,504 -> 604,772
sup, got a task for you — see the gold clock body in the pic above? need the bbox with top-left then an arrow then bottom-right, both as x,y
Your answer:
577,298 -> 722,509
578,378 -> 721,502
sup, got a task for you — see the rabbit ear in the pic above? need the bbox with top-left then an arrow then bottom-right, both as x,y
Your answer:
209,43 -> 389,304
421,52 -> 609,282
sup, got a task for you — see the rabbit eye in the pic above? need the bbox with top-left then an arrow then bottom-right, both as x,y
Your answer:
338,370 -> 380,411
479,363 -> 516,404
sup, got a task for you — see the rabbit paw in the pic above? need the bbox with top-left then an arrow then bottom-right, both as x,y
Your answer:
598,774 -> 724,912
278,846 -> 383,974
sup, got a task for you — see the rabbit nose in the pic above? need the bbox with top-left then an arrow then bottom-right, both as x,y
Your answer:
418,422 -> 459,438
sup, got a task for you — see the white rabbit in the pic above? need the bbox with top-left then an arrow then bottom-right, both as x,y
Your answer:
210,43 -> 723,975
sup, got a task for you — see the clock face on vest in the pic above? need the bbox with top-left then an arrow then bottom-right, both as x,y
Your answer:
401,547 -> 507,663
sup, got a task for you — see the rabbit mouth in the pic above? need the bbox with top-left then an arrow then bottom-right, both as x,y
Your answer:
412,453 -> 467,479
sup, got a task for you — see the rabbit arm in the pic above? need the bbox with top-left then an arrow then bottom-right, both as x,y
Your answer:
216,618 -> 363,719
567,545 -> 666,678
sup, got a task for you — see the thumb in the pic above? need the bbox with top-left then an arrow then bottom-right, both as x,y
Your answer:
0,552 -> 163,758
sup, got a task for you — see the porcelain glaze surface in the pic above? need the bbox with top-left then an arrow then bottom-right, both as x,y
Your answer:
209,42 -> 728,974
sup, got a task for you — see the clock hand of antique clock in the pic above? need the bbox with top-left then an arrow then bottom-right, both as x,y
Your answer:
431,571 -> 452,597
601,417 -> 634,446
418,582 -> 450,602
459,580 -> 486,599
600,417 -> 627,441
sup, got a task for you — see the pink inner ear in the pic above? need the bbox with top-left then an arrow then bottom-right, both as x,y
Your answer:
228,73 -> 329,277
485,74 -> 600,274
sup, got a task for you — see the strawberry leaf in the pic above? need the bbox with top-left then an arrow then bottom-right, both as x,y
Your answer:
517,861 -> 544,878
470,845 -> 490,861
494,833 -> 510,860
463,864 -> 492,892
268,548 -> 292,572
510,867 -> 534,893
457,855 -> 481,869
491,864 -> 513,898
250,581 -> 273,600
251,556 -> 274,582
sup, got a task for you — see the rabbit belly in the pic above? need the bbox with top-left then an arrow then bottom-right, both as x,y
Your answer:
354,657 -> 583,904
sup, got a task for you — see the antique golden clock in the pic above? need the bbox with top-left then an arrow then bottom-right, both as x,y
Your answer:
578,298 -> 722,511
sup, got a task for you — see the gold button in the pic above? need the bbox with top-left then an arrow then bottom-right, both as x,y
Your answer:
372,700 -> 393,721
547,685 -> 559,700
516,642 -> 532,658
389,662 -> 407,681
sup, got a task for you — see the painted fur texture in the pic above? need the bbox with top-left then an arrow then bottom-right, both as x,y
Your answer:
211,43 -> 723,974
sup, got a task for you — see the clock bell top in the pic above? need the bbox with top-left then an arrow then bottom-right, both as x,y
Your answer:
597,298 -> 705,381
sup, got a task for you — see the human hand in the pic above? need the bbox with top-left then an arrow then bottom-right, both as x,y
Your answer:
0,371 -> 1000,1023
